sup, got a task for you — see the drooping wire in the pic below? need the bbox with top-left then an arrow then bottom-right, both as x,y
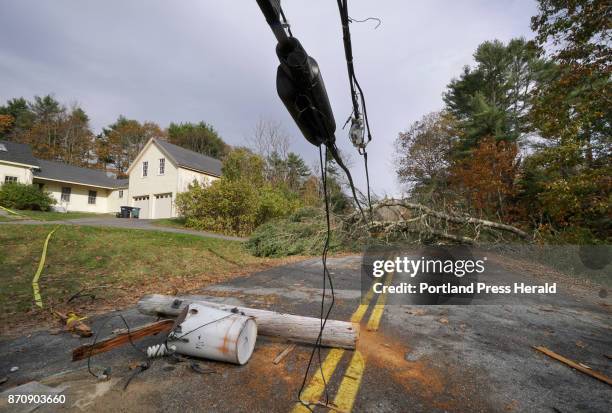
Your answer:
297,145 -> 335,411
348,16 -> 381,29
336,0 -> 374,219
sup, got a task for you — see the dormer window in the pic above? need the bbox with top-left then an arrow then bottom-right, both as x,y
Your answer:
159,158 -> 165,175
142,161 -> 148,177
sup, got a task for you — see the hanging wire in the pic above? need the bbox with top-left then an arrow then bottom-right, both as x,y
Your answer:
336,0 -> 374,218
297,145 -> 335,411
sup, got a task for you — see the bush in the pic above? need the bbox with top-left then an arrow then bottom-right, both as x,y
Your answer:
175,179 -> 300,236
0,182 -> 56,211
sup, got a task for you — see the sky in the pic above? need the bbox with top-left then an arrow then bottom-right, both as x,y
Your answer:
0,0 -> 539,196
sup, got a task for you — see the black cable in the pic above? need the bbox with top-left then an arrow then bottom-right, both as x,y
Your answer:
336,0 -> 374,217
279,7 -> 293,37
328,143 -> 367,222
297,145 -> 335,411
363,150 -> 373,216
87,313 -> 151,389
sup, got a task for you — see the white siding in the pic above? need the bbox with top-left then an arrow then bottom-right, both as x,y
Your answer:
0,162 -> 34,184
108,187 -> 129,213
128,143 -> 178,218
177,167 -> 218,193
35,179 -> 111,213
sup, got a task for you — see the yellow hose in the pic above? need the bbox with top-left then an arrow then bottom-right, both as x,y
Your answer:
32,226 -> 59,308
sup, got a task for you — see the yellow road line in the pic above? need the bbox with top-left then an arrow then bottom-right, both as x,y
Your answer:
332,351 -> 365,413
291,348 -> 345,413
291,277 -> 376,413
32,226 -> 59,308
366,271 -> 394,332
350,286 -> 374,323
332,271 -> 393,412
292,271 -> 394,413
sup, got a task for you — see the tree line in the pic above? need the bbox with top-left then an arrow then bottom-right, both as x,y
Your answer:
394,0 -> 610,243
0,97 -> 227,178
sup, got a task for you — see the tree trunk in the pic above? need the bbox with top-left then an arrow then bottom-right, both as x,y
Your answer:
137,294 -> 359,350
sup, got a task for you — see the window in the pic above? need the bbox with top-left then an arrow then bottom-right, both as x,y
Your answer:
159,158 -> 165,175
88,190 -> 97,205
4,176 -> 17,184
118,190 -> 123,198
61,187 -> 71,202
142,161 -> 148,177
38,183 -> 44,190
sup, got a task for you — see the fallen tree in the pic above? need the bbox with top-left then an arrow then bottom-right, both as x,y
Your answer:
345,198 -> 531,245
137,294 -> 359,350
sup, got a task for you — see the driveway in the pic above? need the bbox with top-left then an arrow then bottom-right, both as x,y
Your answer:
0,254 -> 610,412
0,216 -> 245,242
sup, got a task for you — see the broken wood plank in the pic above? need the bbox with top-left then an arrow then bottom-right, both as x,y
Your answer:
137,294 -> 359,350
533,346 -> 612,386
273,344 -> 296,364
72,319 -> 174,361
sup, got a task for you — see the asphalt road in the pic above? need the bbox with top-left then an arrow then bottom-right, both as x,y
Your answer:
0,255 -> 610,413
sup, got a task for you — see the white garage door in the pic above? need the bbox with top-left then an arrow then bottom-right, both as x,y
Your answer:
133,195 -> 150,219
153,193 -> 173,219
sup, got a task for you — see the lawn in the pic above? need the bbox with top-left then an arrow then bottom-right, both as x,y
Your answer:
0,224 -> 300,335
11,210 -> 112,221
151,217 -> 188,229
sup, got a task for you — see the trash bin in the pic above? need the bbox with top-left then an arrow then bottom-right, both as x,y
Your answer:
119,206 -> 132,218
131,207 -> 141,219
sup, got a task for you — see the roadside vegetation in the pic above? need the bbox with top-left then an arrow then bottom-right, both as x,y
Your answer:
392,3 -> 610,246
0,225 -> 299,335
176,120 -> 351,237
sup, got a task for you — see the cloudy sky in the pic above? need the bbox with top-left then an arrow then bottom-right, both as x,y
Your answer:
0,0 -> 538,196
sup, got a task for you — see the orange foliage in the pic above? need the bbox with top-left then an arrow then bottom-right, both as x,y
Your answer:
450,137 -> 519,219
0,114 -> 14,134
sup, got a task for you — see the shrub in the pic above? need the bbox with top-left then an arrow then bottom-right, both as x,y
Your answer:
175,179 -> 300,236
0,182 -> 56,211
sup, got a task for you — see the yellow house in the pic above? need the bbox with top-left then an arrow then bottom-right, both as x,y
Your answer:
0,138 -> 221,219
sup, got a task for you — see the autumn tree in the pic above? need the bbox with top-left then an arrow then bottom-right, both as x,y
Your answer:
394,111 -> 458,201
522,0 -> 611,240
97,116 -> 165,176
167,121 -> 227,158
0,98 -> 35,141
449,137 -> 520,219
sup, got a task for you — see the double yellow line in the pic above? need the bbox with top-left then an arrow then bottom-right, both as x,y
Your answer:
292,271 -> 394,413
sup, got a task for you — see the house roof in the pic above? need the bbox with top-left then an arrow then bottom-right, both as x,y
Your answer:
0,140 -> 40,168
34,159 -> 128,189
155,139 -> 222,176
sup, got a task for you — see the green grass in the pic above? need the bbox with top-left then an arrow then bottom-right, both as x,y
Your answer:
0,224 -> 284,333
14,210 -> 112,221
151,217 -> 188,229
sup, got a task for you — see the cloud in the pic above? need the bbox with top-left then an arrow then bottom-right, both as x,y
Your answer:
0,0 -> 538,195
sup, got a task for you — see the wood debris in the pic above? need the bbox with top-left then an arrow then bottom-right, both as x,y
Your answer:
533,346 -> 612,386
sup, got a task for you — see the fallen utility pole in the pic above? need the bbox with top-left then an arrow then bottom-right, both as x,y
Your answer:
137,294 -> 359,350
72,319 -> 174,361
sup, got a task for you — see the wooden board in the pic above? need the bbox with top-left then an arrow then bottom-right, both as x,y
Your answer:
534,346 -> 612,386
72,319 -> 174,361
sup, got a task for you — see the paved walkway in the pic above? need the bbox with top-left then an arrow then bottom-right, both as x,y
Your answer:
0,216 -> 246,242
